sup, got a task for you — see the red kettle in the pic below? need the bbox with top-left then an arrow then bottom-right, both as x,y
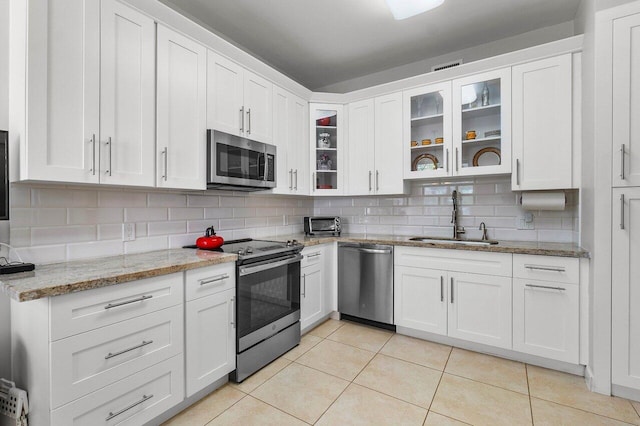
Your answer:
196,226 -> 224,250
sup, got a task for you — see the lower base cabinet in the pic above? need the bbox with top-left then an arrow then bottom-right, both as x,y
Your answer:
301,246 -> 324,330
394,266 -> 447,335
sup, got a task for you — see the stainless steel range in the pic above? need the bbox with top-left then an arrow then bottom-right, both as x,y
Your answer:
222,238 -> 304,382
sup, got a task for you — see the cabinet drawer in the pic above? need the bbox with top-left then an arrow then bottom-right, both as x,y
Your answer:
185,263 -> 235,301
301,246 -> 323,268
395,246 -> 512,277
513,254 -> 579,284
51,354 -> 184,426
50,273 -> 183,341
51,305 -> 183,408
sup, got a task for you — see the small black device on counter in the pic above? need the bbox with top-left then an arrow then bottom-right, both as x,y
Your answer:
0,262 -> 35,274
304,216 -> 341,236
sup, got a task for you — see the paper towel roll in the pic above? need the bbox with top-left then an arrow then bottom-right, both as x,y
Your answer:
520,191 -> 566,211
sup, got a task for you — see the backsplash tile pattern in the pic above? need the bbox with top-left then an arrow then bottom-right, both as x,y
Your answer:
315,177 -> 579,243
9,176 -> 578,265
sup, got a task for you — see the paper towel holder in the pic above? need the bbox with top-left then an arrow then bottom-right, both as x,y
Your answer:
519,191 -> 567,211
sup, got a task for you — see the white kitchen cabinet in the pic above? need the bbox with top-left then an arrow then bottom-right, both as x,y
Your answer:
156,24 -> 207,190
613,13 -> 640,187
404,81 -> 453,179
207,51 -> 273,143
512,54 -> 573,190
612,187 -> 640,389
394,265 -> 447,335
13,0 -> 155,187
272,86 -> 309,195
311,103 -> 344,195
452,68 -> 511,176
347,93 -> 406,195
447,271 -> 512,349
301,246 -> 324,331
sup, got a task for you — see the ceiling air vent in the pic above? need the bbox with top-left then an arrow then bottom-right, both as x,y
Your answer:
431,59 -> 463,72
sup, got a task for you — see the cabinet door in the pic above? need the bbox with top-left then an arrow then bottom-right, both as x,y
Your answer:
512,55 -> 572,190
207,51 -> 244,136
374,92 -> 405,195
156,25 -> 207,190
311,103 -> 344,195
613,13 -> 640,187
403,81 -> 452,179
290,94 -> 309,195
347,99 -> 375,195
513,278 -> 579,363
612,187 -> 640,388
394,266 -> 447,335
24,0 -> 100,183
272,86 -> 292,194
453,68 -> 511,176
100,0 -> 155,187
301,262 -> 324,331
448,272 -> 512,349
186,289 -> 235,397
244,71 -> 273,143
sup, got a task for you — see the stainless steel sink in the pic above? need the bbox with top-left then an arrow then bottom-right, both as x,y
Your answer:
408,237 -> 499,246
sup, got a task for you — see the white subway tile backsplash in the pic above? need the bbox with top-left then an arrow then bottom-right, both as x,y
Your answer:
135,222 -> 148,238
187,219 -> 219,233
187,195 -> 220,207
67,208 -> 124,225
168,233 -> 201,248
10,185 -> 31,208
67,240 -> 123,261
11,208 -> 67,227
98,190 -> 146,208
14,244 -> 67,264
32,188 -> 97,208
220,196 -> 246,208
31,225 -> 96,245
148,221 -> 187,236
147,193 -> 187,207
233,208 -> 257,218
9,228 -> 31,247
379,216 -> 408,225
124,236 -> 168,254
219,218 -> 245,230
125,207 -> 168,222
204,207 -> 234,219
98,224 -> 123,241
169,207 -> 204,221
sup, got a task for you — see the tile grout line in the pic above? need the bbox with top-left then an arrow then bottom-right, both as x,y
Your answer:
426,345 -> 453,414
528,395 -> 640,425
525,364 -> 534,425
202,391 -> 249,426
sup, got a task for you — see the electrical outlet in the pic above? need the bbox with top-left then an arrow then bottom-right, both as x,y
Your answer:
122,223 -> 136,241
516,213 -> 535,230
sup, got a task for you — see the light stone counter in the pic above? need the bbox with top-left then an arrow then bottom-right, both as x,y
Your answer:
0,248 -> 237,302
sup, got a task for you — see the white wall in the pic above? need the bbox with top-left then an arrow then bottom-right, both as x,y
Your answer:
317,22 -> 575,93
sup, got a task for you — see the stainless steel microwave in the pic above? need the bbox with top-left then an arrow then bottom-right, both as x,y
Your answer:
207,130 -> 276,191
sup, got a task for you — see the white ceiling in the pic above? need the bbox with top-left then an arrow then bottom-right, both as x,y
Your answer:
159,0 -> 582,91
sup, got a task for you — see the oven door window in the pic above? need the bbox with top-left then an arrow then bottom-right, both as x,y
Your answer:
237,261 -> 300,339
216,143 -> 265,180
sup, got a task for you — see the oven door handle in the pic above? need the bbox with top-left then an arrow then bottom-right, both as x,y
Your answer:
239,254 -> 303,277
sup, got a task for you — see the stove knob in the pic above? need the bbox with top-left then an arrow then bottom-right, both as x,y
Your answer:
246,247 -> 253,254
237,249 -> 245,256
292,239 -> 299,245
286,240 -> 292,247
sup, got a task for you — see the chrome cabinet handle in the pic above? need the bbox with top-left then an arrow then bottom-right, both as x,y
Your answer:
621,194 -> 625,230
240,107 -> 244,133
106,394 -> 154,421
524,265 -> 566,273
516,158 -> 520,186
246,108 -> 251,134
306,252 -> 321,258
105,137 -> 112,176
89,134 -> 96,175
294,169 -> 298,190
230,296 -> 235,328
199,274 -> 229,286
369,171 -> 372,192
621,144 -> 626,180
526,283 -> 566,291
302,274 -> 306,297
104,295 -> 153,310
161,147 -> 168,181
376,170 -> 380,191
289,169 -> 293,190
446,149 -> 449,173
312,173 -> 316,192
440,276 -> 444,302
105,340 -> 153,360
455,148 -> 459,172
450,277 -> 454,303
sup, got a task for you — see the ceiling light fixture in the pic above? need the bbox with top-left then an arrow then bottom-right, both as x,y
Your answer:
386,0 -> 445,20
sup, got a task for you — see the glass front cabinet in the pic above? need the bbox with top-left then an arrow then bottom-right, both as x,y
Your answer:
310,103 -> 344,194
404,68 -> 511,179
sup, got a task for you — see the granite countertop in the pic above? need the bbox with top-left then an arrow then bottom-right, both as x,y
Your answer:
0,248 -> 237,302
279,233 -> 589,258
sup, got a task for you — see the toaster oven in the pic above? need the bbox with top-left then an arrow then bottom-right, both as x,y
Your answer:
304,217 -> 341,236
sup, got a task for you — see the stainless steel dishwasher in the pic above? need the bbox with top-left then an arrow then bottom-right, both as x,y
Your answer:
338,243 -> 394,326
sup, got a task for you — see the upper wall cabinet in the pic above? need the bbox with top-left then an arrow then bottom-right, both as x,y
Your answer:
13,0 -> 156,187
310,103 -> 344,195
156,24 -> 207,190
512,54 -> 573,190
207,52 -> 273,144
452,68 -> 512,176
272,86 -> 309,195
347,93 -> 406,195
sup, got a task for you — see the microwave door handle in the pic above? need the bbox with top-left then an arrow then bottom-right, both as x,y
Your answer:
263,152 -> 269,182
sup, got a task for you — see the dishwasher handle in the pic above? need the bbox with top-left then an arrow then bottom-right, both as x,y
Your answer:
340,246 -> 392,255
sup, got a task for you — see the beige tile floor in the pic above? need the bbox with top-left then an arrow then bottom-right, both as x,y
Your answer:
164,319 -> 640,426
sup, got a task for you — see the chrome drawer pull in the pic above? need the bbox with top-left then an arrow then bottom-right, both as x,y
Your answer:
104,295 -> 153,310
199,274 -> 229,286
621,194 -> 625,230
302,274 -> 306,297
105,340 -> 154,360
524,265 -> 566,273
450,277 -> 454,304
230,297 -> 235,328
306,253 -> 321,258
440,276 -> 444,302
106,394 -> 154,421
525,283 -> 566,291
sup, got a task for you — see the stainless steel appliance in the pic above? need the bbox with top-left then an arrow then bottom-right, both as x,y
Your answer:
338,243 -> 394,327
207,130 -> 276,191
222,239 -> 304,382
304,216 -> 341,236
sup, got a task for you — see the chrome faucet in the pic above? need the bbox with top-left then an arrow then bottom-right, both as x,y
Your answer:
451,190 -> 465,239
479,222 -> 488,241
